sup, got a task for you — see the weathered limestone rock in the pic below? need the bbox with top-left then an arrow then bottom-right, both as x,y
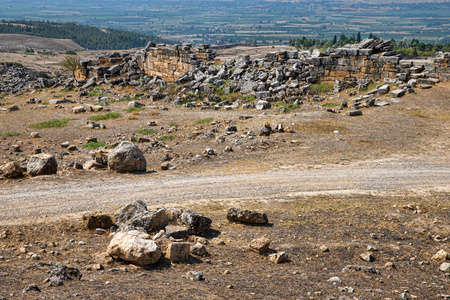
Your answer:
166,242 -> 190,263
27,153 -> 57,176
186,271 -> 204,281
249,237 -> 270,254
390,89 -> 405,97
165,225 -> 189,239
432,249 -> 449,262
72,106 -> 86,113
378,84 -> 390,95
191,243 -> 207,256
439,262 -> 450,272
83,160 -> 105,170
179,210 -> 212,236
114,200 -> 148,224
114,201 -> 169,233
360,252 -> 375,262
106,230 -> 161,266
256,100 -> 271,110
128,101 -> 145,108
82,212 -> 113,230
1,161 -> 23,179
127,208 -> 169,233
347,109 -> 363,116
227,208 -> 269,224
269,251 -> 288,264
107,141 -> 146,173
165,207 -> 183,225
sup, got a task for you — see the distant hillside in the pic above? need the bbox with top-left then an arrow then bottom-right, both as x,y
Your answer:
0,34 -> 83,52
0,20 -> 168,50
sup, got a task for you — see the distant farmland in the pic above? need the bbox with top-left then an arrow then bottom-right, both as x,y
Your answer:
1,0 -> 449,44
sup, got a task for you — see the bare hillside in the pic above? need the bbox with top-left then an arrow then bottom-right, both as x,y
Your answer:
0,34 -> 84,51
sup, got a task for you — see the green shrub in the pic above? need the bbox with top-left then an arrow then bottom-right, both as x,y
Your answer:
220,92 -> 240,102
125,107 -> 145,113
30,118 -> 75,129
136,128 -> 157,135
81,141 -> 107,149
310,83 -> 333,95
157,135 -> 174,142
88,112 -> 122,121
119,95 -> 131,102
194,117 -> 214,125
0,131 -> 20,137
321,102 -> 340,107
38,51 -> 53,55
65,50 -> 77,55
273,101 -> 300,113
169,121 -> 178,127
87,88 -> 107,97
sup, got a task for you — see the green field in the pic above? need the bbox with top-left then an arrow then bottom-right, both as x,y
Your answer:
1,0 -> 449,45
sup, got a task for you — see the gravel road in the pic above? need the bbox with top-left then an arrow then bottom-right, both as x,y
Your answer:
1,155 -> 448,225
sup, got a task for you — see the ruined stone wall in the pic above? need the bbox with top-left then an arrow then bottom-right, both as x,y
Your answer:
74,42 -> 215,83
74,39 -> 449,87
143,43 -> 214,82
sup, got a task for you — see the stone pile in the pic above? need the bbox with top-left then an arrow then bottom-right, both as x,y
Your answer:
101,201 -> 212,266
0,62 -> 59,94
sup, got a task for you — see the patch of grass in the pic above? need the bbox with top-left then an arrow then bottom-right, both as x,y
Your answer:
273,101 -> 300,113
41,101 -> 50,105
322,102 -> 340,107
136,128 -> 157,135
38,51 -> 53,55
30,118 -> 75,129
61,88 -> 74,93
81,141 -> 106,149
87,89 -> 107,97
242,94 -> 256,102
125,107 -> 145,113
169,121 -> 178,127
88,112 -> 122,121
220,92 -> 240,102
0,131 -> 20,137
118,95 -> 131,102
310,83 -> 333,95
166,84 -> 179,97
194,117 -> 214,125
157,135 -> 174,142
362,82 -> 378,92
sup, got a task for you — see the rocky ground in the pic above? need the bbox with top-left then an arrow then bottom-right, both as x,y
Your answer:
0,50 -> 449,299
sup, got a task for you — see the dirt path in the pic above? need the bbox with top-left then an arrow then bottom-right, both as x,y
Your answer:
1,155 -> 448,225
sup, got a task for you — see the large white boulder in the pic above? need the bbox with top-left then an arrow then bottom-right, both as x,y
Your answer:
27,153 -> 58,176
106,230 -> 161,266
107,141 -> 146,173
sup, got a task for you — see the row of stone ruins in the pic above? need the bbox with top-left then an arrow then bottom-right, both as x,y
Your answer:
73,38 -> 449,103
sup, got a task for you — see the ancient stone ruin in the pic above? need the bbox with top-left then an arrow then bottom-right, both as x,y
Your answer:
76,42 -> 215,84
75,38 -> 450,93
